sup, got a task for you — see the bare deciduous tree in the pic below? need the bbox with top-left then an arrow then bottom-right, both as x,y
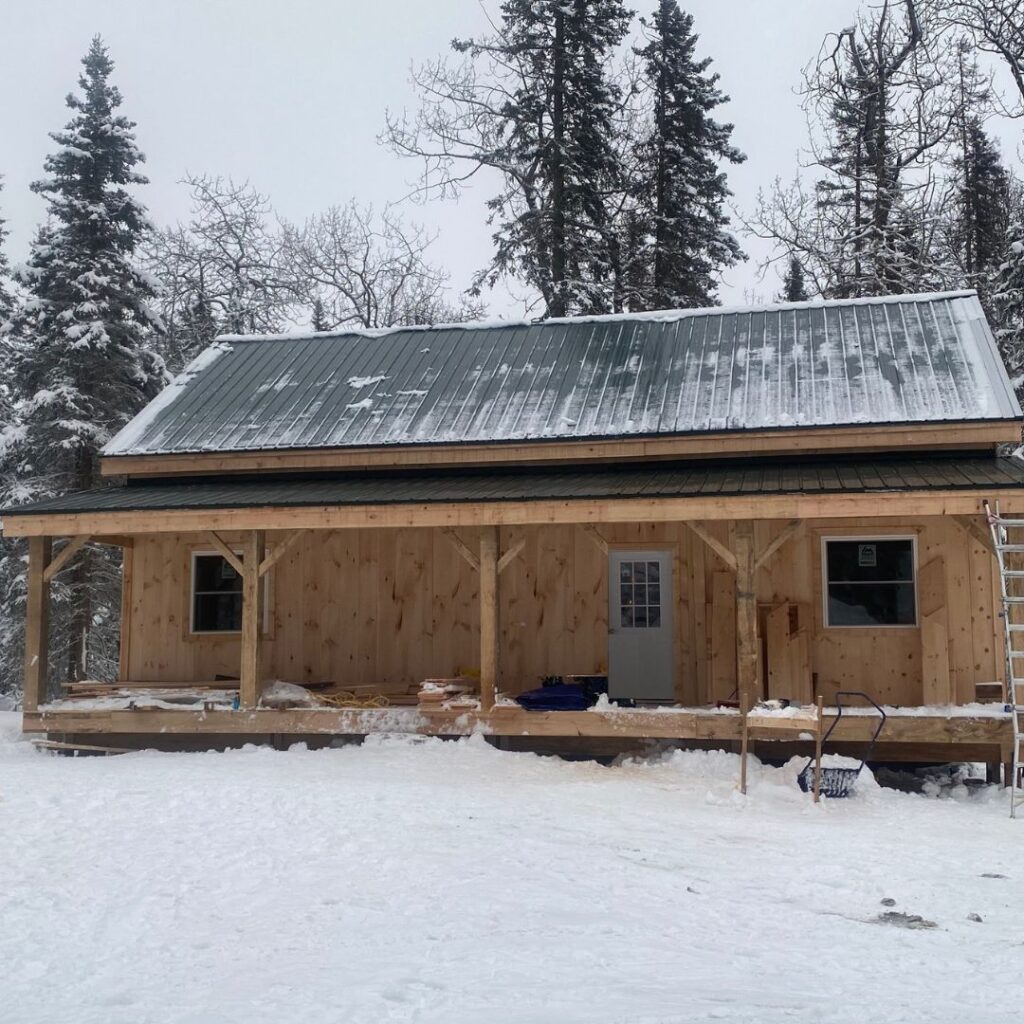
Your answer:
144,175 -> 297,368
931,1 -> 1024,111
282,203 -> 483,329
747,0 -> 962,297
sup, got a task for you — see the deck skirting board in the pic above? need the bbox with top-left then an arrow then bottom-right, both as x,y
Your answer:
22,706 -> 1013,761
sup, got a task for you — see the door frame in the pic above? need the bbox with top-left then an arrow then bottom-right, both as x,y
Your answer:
607,546 -> 675,701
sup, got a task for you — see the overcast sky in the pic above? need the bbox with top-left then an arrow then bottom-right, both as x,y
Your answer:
0,0 -> 981,316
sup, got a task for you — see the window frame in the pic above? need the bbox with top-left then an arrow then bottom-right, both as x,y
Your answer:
820,534 -> 918,630
188,549 -> 269,636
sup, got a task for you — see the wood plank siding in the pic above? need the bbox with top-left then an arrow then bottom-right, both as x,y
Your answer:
120,516 -> 1003,707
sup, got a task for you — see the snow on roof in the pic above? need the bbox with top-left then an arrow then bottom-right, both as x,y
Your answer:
103,291 -> 1021,458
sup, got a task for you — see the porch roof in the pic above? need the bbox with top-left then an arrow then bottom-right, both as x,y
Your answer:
5,455 -> 1024,519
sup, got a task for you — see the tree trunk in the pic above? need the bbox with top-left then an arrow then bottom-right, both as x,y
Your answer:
64,448 -> 95,682
549,8 -> 567,318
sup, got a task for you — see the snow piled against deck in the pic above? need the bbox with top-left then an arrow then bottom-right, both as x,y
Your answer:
0,712 -> 1020,1024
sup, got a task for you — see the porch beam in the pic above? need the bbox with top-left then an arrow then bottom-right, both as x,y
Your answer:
479,526 -> 499,711
239,530 -> 265,709
5,491 -> 1022,537
497,537 -> 526,574
258,530 -> 304,577
755,519 -> 804,570
23,536 -> 52,712
735,521 -> 760,713
205,531 -> 245,576
442,527 -> 480,572
43,535 -> 90,583
684,521 -> 737,573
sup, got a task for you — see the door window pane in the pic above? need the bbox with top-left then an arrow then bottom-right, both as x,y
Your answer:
618,559 -> 664,629
824,540 -> 915,626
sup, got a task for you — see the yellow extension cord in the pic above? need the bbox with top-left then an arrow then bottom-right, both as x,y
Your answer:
315,691 -> 391,709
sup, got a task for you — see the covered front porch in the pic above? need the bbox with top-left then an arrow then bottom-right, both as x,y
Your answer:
6,456 -> 1021,765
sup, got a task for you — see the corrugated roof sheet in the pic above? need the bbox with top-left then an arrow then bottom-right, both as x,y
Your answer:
103,291 -> 1021,457
7,456 -> 1024,517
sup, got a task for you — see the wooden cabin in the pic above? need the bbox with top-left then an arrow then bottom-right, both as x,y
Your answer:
4,289 -> 1024,764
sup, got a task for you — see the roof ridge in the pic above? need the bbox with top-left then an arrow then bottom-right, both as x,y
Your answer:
215,290 -> 981,346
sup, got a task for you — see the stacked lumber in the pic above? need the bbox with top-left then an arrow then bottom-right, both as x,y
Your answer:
418,678 -> 478,709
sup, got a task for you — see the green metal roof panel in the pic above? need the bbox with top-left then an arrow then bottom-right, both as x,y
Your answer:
6,456 -> 1024,518
100,292 -> 1022,459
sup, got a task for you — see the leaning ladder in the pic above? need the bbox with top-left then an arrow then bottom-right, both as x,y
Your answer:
986,501 -> 1024,817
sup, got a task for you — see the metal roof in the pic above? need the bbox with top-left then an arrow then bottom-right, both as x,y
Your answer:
7,456 -> 1024,518
103,291 -> 1020,458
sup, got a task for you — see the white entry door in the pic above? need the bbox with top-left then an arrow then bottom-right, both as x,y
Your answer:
608,550 -> 674,701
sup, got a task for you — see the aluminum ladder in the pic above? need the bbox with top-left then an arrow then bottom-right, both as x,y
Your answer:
986,501 -> 1024,817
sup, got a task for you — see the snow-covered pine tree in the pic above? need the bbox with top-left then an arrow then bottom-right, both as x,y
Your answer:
0,177 -> 13,323
482,0 -> 632,315
779,255 -> 810,302
992,223 -> 1024,403
632,1 -> 744,310
952,121 -> 1011,299
4,36 -> 165,685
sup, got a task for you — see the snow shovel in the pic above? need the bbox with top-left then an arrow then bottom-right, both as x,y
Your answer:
797,691 -> 886,798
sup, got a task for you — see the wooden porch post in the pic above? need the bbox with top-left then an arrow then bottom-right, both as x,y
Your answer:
735,522 -> 759,713
479,526 -> 499,712
23,536 -> 52,712
240,530 -> 265,709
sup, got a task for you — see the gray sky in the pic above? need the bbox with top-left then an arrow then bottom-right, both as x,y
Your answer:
0,0 -> 936,314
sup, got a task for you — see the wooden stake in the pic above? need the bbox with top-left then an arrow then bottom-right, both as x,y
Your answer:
479,526 -> 499,712
23,536 -> 52,712
239,530 -> 265,709
813,695 -> 824,803
735,522 -> 759,712
739,710 -> 749,794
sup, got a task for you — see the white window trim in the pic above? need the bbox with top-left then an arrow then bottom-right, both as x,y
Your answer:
820,534 -> 918,630
189,550 -> 269,635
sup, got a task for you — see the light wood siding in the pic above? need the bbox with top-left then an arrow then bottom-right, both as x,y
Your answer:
123,517 -> 1003,705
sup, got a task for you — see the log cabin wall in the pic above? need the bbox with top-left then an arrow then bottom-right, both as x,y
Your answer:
122,517 -> 1003,706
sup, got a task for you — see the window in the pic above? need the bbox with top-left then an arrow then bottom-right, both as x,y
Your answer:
824,538 -> 916,627
619,559 -> 662,628
191,553 -> 243,633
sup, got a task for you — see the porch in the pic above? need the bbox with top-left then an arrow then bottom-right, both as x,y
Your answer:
6,455 -> 1021,765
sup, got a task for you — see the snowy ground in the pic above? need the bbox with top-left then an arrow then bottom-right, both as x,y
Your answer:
1,712 -> 1021,1024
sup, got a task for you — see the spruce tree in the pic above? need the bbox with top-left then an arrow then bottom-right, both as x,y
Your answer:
5,36 -> 164,682
632,1 -> 744,310
992,222 -> 1024,403
0,177 -> 12,323
485,0 -> 632,316
953,120 -> 1011,302
779,255 -> 810,302
392,0 -> 632,317
311,297 -> 329,332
